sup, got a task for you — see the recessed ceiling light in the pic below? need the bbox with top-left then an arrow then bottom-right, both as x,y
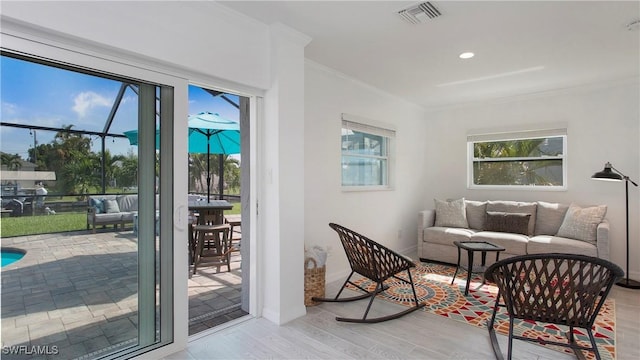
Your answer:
459,52 -> 475,59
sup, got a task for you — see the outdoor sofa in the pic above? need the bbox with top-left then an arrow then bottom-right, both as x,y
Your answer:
87,194 -> 139,233
418,199 -> 609,266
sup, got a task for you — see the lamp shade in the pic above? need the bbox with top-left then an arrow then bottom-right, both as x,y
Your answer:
592,162 -> 623,181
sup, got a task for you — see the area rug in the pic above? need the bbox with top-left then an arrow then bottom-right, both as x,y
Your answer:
347,261 -> 616,360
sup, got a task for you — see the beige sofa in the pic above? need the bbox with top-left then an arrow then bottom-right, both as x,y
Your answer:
87,194 -> 139,233
418,199 -> 610,266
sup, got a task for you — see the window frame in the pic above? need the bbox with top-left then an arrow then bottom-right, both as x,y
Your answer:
340,113 -> 395,191
467,128 -> 568,191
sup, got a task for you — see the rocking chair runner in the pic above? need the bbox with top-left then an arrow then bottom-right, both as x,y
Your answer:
312,223 -> 425,323
484,253 -> 623,360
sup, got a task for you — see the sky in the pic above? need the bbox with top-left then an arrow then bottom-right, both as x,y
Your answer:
0,55 -> 240,159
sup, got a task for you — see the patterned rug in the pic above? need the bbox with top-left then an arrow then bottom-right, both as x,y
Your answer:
348,261 -> 616,360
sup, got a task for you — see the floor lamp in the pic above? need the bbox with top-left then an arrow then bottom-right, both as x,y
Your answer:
592,162 -> 640,289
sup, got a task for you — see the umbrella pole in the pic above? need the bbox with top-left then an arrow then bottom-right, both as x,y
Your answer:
206,140 -> 211,203
218,155 -> 224,200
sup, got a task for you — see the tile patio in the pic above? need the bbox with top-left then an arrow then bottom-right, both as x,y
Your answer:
1,228 -> 244,360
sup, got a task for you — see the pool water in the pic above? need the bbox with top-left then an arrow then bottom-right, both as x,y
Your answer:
1,249 -> 26,267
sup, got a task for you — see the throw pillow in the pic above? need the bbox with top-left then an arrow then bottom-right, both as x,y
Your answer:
484,211 -> 531,235
90,198 -> 104,214
556,204 -> 607,244
534,201 -> 570,236
434,198 -> 468,228
486,200 -> 537,236
465,200 -> 487,230
103,199 -> 121,214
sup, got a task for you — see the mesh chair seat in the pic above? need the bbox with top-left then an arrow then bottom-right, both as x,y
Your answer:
484,253 -> 623,360
312,223 -> 425,323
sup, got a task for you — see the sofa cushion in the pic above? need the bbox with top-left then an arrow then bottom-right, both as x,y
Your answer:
484,211 -> 531,235
465,200 -> 487,230
556,204 -> 607,244
103,199 -> 121,214
423,227 -> 475,246
534,201 -> 570,236
90,197 -> 104,214
93,213 -> 123,222
121,212 -> 137,222
486,200 -> 537,236
471,231 -> 529,255
434,198 -> 468,228
528,235 -> 598,257
118,195 -> 139,212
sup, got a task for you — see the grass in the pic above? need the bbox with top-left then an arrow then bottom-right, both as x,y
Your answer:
1,212 -> 86,237
0,202 -> 241,238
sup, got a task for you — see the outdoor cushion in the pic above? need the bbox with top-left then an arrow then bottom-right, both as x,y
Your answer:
527,235 -> 598,257
118,195 -> 138,212
434,198 -> 468,228
534,201 -> 570,236
486,200 -> 537,236
90,198 -> 104,214
423,227 -> 475,246
103,199 -> 121,214
93,213 -> 123,222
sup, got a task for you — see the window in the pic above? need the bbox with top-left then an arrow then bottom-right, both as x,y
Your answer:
341,114 -> 395,189
467,128 -> 567,190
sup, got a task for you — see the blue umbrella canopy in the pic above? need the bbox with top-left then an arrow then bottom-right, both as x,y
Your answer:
123,112 -> 241,202
123,112 -> 240,154
188,112 -> 240,155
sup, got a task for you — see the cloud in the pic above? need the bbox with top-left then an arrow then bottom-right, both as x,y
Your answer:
72,91 -> 111,118
1,101 -> 19,116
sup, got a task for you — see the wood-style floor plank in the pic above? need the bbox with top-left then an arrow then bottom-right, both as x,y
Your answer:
169,255 -> 640,360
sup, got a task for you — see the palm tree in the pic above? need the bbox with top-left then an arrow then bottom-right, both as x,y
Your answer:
222,155 -> 240,194
473,138 -> 559,186
1,153 -> 22,170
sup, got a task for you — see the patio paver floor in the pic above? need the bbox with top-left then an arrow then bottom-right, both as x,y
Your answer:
1,228 -> 244,359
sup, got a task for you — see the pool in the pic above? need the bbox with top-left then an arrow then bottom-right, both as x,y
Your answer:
1,248 -> 26,267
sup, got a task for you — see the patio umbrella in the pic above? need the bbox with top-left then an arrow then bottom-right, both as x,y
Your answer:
123,112 -> 240,202
187,112 -> 240,202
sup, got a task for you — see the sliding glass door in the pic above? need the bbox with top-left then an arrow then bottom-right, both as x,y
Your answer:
0,53 -> 173,359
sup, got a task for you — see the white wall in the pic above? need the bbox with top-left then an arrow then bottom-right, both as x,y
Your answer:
1,1 -> 270,91
422,80 -> 640,278
304,62 -> 428,282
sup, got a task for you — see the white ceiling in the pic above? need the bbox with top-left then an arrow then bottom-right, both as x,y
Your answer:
219,1 -> 640,109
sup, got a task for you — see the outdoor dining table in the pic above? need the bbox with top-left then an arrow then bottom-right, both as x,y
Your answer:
188,199 -> 233,225
188,199 -> 234,266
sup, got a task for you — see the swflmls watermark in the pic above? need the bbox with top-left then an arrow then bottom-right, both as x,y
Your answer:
2,345 -> 59,355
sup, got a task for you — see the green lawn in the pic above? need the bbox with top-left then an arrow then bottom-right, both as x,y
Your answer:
0,202 -> 241,238
0,212 -> 87,237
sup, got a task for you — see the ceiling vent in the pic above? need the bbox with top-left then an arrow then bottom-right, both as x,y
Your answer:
398,2 -> 441,24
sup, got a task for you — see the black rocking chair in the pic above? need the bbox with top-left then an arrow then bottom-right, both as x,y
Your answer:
312,223 -> 425,323
484,253 -> 623,360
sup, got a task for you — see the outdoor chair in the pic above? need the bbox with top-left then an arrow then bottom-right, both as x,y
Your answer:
312,223 -> 425,323
484,253 -> 623,360
192,223 -> 232,274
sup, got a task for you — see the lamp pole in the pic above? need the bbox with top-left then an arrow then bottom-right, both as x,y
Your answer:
592,163 -> 640,289
619,173 -> 640,289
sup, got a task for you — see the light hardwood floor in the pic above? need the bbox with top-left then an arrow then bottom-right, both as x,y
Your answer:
168,258 -> 640,360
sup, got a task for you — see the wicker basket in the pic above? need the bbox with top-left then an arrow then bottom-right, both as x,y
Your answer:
304,257 -> 326,306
